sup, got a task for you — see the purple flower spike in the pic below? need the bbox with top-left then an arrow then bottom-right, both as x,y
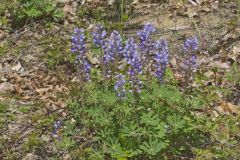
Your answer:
137,22 -> 156,52
52,120 -> 61,140
137,22 -> 156,43
71,28 -> 91,81
103,30 -> 123,64
124,38 -> 142,93
183,36 -> 198,52
183,54 -> 197,72
83,60 -> 91,81
181,36 -> 198,81
154,39 -> 169,81
92,24 -> 107,47
114,74 -> 126,98
102,31 -> 123,78
71,28 -> 86,56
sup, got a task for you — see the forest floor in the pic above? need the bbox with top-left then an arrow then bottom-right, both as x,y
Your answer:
0,1 -> 240,159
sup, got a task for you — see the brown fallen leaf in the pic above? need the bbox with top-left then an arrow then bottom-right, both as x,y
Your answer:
0,82 -> 15,94
11,61 -> 24,72
216,101 -> 239,115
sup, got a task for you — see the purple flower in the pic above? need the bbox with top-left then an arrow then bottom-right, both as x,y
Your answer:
137,23 -> 156,44
114,74 -> 126,98
124,38 -> 142,93
71,28 -> 86,57
83,60 -> 91,81
137,22 -> 156,55
103,31 -> 123,78
71,28 -> 91,81
154,39 -> 169,81
52,120 -> 61,140
92,24 -> 107,47
183,54 -> 197,72
182,36 -> 198,78
183,36 -> 198,52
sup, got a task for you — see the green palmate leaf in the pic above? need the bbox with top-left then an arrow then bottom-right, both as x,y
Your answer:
107,139 -> 134,159
96,128 -> 115,147
100,91 -> 117,106
95,113 -> 113,127
140,111 -> 160,127
53,9 -> 64,20
120,123 -> 143,138
139,139 -> 167,156
153,123 -> 167,139
167,114 -> 186,134
56,137 -> 75,149
153,84 -> 182,104
44,4 -> 55,13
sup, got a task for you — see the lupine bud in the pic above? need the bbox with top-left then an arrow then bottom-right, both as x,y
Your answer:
154,39 -> 169,81
103,31 -> 123,78
71,28 -> 86,57
124,38 -> 142,93
137,22 -> 156,56
114,74 -> 126,98
183,54 -> 197,72
103,31 -> 123,63
52,120 -> 61,140
92,24 -> 107,47
183,36 -> 198,52
71,28 -> 91,81
182,36 -> 199,76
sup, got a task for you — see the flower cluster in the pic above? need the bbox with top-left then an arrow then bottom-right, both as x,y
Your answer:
92,24 -> 107,48
103,31 -> 123,64
124,38 -> 142,93
71,28 -> 86,57
71,23 -> 200,97
183,36 -> 198,52
103,31 -> 123,78
137,22 -> 156,56
71,28 -> 91,81
114,74 -> 126,98
52,120 -> 61,140
153,39 -> 169,81
182,36 -> 198,72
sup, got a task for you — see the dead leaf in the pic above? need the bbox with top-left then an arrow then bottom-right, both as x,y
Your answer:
200,6 -> 211,13
11,61 -> 24,72
185,7 -> 198,18
230,46 -> 240,62
0,82 -> 15,94
188,0 -> 199,6
216,101 -> 239,115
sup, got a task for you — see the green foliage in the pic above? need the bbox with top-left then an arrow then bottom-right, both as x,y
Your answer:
227,62 -> 240,85
194,115 -> 240,159
10,0 -> 64,28
40,33 -> 73,69
0,102 -> 10,129
66,81 -> 209,159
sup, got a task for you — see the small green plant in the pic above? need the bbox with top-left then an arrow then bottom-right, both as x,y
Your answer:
65,80 -> 209,159
12,0 -> 64,28
227,62 -> 240,85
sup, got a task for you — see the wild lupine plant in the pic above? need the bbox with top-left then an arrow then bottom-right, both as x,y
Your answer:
92,24 -> 107,48
71,24 -> 199,97
182,36 -> 198,83
67,24 -> 212,160
124,38 -> 143,93
103,30 -> 123,79
137,22 -> 156,54
71,28 -> 91,82
114,74 -> 126,98
153,39 -> 169,81
52,120 -> 61,140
